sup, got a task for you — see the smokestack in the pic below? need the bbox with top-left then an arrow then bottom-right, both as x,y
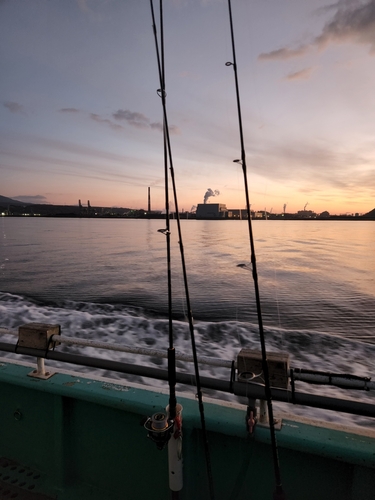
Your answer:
148,187 -> 151,212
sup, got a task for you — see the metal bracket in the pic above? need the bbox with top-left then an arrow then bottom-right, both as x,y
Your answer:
237,349 -> 290,389
18,323 -> 60,350
18,323 -> 60,380
28,358 -> 55,380
257,418 -> 282,431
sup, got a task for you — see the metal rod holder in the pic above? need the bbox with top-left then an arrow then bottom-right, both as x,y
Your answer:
28,357 -> 55,380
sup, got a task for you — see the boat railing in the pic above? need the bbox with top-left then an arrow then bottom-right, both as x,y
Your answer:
0,326 -> 373,390
1,324 -> 375,419
0,327 -> 233,368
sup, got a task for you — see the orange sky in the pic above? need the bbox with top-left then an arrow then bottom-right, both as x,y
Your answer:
1,0 -> 374,216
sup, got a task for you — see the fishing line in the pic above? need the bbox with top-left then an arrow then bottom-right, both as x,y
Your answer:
226,1 -> 286,499
270,253 -> 285,352
150,2 -> 215,498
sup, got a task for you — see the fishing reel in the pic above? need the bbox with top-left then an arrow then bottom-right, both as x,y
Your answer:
143,412 -> 174,450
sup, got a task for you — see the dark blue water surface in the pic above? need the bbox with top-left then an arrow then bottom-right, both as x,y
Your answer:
1,217 -> 374,334
1,217 -> 375,426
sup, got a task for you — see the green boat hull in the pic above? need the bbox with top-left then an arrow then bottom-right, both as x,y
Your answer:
1,359 -> 374,499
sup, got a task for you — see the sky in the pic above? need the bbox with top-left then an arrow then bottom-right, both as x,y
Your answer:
1,0 -> 375,215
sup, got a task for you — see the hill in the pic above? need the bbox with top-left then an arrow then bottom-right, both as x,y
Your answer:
363,208 -> 375,219
0,195 -> 30,207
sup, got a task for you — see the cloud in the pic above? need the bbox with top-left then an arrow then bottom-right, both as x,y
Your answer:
2,157 -> 158,188
113,109 -> 151,128
58,107 -> 123,130
90,113 -> 124,130
3,101 -> 25,114
284,67 -> 314,81
6,134 -> 138,163
59,108 -> 80,113
113,108 -> 179,134
13,195 -> 48,204
315,0 -> 375,52
1,135 -> 162,187
57,106 -> 180,134
246,137 -> 375,195
259,0 -> 375,61
258,46 -> 309,61
168,124 -> 180,134
76,0 -> 89,12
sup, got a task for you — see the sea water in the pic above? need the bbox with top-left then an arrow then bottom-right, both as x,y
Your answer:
1,217 -> 374,426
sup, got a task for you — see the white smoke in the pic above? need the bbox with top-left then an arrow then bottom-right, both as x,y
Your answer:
203,188 -> 220,204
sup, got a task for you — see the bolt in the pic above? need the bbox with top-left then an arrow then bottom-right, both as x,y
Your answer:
14,410 -> 22,421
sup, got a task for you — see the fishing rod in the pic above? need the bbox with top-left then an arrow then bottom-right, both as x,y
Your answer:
149,2 -> 215,499
148,2 -> 181,498
226,1 -> 285,499
160,0 -> 176,425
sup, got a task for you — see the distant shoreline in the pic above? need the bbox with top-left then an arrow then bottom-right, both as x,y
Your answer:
1,199 -> 374,220
1,213 -> 374,221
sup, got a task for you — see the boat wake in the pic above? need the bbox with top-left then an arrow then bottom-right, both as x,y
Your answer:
1,291 -> 374,427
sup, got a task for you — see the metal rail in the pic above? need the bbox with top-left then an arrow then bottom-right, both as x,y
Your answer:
0,339 -> 375,418
0,328 -> 233,369
54,335 -> 234,369
291,368 -> 374,391
1,327 -> 374,391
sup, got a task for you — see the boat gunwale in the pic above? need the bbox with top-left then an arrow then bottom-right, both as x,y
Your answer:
1,356 -> 375,470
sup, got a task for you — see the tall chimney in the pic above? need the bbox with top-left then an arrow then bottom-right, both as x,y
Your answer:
148,187 -> 151,213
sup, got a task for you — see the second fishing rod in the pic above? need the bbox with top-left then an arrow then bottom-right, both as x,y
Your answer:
149,1 -> 215,499
226,1 -> 286,499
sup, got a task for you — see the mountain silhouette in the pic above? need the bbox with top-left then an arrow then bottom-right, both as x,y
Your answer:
0,195 -> 32,207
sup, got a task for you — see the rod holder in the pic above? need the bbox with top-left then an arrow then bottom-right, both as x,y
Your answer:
237,349 -> 290,389
167,404 -> 183,492
237,350 -> 288,432
18,323 -> 60,350
28,357 -> 55,380
259,399 -> 268,424
246,398 -> 257,434
18,323 -> 60,380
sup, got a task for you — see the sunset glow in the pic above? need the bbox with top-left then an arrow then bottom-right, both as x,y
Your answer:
1,0 -> 375,215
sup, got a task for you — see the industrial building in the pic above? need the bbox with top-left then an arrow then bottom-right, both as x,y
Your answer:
196,203 -> 228,219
